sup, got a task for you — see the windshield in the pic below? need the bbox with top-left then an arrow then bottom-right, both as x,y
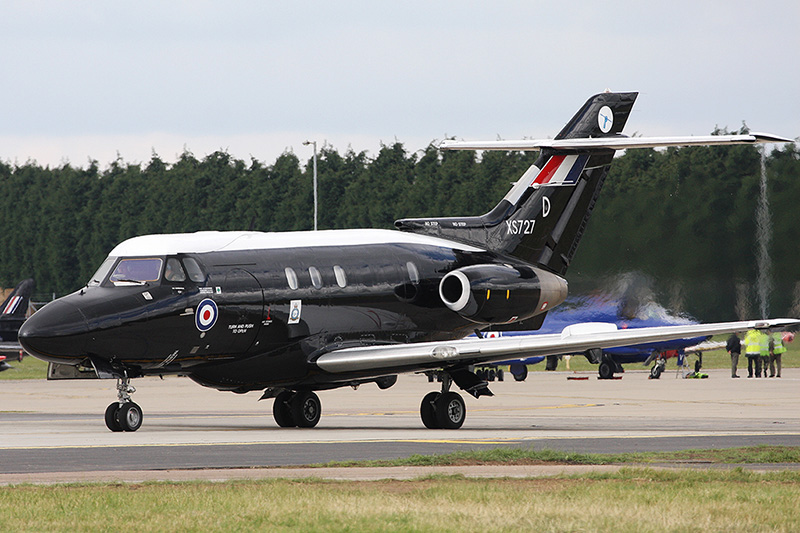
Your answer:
109,258 -> 163,285
88,258 -> 116,287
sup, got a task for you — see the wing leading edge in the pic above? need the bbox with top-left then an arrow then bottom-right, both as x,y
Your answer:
315,319 -> 798,373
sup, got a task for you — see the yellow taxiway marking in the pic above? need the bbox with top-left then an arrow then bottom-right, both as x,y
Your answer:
139,403 -> 604,418
6,438 -> 521,450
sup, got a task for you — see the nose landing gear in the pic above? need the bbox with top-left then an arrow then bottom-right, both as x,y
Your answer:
104,376 -> 142,432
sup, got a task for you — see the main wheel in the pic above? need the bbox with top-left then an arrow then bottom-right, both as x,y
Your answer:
512,365 -> 528,382
435,392 -> 466,429
598,361 -> 614,380
116,402 -> 143,432
290,391 -> 321,428
272,390 -> 296,427
105,402 -> 123,432
420,391 -> 440,429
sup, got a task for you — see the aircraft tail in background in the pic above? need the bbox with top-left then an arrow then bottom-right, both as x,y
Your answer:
0,278 -> 35,343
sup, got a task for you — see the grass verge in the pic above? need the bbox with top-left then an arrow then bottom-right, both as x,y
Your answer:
315,445 -> 800,468
1,469 -> 800,532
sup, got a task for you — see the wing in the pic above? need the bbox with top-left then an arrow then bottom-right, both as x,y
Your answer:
315,319 -> 798,374
438,133 -> 793,152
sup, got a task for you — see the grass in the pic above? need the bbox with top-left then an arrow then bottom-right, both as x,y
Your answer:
1,447 -> 799,530
315,445 -> 800,469
1,469 -> 800,531
0,353 -> 48,380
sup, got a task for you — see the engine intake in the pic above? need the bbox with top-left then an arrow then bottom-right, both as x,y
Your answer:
439,264 -> 567,324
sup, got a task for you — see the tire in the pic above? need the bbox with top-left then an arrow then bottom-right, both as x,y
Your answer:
435,391 -> 466,429
105,403 -> 123,432
290,391 -> 322,428
116,402 -> 143,432
272,390 -> 296,428
650,364 -> 663,379
598,362 -> 614,380
420,391 -> 440,429
497,369 -> 504,381
512,365 -> 528,382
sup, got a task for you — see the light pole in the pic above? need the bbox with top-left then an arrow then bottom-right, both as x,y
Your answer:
303,140 -> 318,231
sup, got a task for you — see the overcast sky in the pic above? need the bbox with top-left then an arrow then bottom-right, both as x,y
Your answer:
1,1 -> 797,168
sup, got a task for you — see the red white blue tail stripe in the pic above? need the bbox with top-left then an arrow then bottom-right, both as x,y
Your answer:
2,296 -> 22,315
532,154 -> 589,187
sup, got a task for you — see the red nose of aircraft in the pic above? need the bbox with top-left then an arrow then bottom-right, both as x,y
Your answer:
18,299 -> 89,363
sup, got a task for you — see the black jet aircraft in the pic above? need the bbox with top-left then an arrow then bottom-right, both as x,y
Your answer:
0,278 -> 35,370
18,91 -> 795,432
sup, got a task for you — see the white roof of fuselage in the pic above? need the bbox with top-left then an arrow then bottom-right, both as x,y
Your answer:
107,229 -> 485,258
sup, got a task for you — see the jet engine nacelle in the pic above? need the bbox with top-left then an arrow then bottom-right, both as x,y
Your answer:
438,264 -> 568,324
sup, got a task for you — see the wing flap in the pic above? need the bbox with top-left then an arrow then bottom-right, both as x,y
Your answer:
315,319 -> 798,373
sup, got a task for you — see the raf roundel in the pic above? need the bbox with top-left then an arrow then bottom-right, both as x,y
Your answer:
195,298 -> 218,332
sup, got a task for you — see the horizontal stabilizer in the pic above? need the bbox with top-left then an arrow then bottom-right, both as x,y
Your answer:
439,132 -> 794,152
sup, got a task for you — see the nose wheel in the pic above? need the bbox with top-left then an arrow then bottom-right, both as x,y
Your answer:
104,377 -> 143,432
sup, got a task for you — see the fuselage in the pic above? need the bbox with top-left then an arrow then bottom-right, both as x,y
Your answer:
19,228 -> 566,392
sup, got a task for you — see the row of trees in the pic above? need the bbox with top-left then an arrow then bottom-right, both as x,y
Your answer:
1,137 -> 798,320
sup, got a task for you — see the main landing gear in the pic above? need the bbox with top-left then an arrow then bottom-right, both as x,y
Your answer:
104,376 -> 143,432
419,373 -> 466,429
272,390 -> 322,428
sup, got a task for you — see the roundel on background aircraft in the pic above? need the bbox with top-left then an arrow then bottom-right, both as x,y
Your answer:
195,298 -> 218,332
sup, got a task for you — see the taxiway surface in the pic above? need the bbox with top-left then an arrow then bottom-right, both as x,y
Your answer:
2,368 -> 799,479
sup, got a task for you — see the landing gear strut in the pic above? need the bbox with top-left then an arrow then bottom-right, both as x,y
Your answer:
104,376 -> 142,432
419,373 -> 466,429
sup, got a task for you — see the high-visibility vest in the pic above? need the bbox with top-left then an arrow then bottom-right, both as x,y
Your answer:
744,329 -> 762,355
759,331 -> 770,356
773,333 -> 787,354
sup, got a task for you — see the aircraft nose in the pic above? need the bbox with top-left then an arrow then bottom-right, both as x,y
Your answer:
18,299 -> 89,361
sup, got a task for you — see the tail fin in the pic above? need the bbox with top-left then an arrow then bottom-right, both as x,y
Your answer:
396,92 -> 638,274
0,279 -> 35,342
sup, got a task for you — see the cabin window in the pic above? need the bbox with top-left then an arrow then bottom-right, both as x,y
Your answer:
88,258 -> 115,286
182,258 -> 206,283
309,266 -> 322,289
110,258 -> 163,284
333,265 -> 347,288
165,258 -> 187,282
285,267 -> 298,290
406,261 -> 420,284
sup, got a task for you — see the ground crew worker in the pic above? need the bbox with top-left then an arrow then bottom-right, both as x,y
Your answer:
726,332 -> 741,378
770,330 -> 786,378
758,329 -> 770,378
744,329 -> 762,378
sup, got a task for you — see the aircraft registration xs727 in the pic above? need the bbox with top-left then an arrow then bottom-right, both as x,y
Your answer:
19,92 -> 796,432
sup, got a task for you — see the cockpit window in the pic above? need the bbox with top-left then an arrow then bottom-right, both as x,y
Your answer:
182,257 -> 206,283
164,258 -> 186,282
109,258 -> 163,285
88,258 -> 116,287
